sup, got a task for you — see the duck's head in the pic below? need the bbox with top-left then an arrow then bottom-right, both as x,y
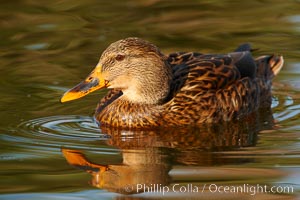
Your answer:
61,37 -> 172,104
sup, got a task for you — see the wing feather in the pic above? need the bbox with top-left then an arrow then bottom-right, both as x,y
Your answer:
163,52 -> 258,125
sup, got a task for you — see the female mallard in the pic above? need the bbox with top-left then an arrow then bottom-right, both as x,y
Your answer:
61,37 -> 283,128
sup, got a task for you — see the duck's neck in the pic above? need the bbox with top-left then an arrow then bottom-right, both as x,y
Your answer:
96,96 -> 163,128
121,59 -> 172,105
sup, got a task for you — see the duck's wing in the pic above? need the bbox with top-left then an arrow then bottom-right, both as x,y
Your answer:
167,49 -> 283,97
164,49 -> 283,125
167,52 -> 203,67
164,53 -> 247,124
167,52 -> 254,100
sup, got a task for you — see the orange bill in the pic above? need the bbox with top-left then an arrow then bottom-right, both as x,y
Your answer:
60,64 -> 109,103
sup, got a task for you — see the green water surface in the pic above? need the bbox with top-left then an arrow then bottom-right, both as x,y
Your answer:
0,0 -> 300,199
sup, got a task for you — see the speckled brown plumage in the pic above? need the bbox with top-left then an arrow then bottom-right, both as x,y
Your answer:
62,38 -> 283,129
92,38 -> 283,128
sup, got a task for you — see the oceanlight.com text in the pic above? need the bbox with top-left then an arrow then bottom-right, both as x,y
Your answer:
124,183 -> 294,196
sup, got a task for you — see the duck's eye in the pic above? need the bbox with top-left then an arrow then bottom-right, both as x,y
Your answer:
115,54 -> 125,61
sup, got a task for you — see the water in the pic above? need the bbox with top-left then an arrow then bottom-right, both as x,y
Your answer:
1,0 -> 300,199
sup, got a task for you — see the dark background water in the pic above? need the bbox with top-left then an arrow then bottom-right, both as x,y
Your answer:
0,0 -> 300,199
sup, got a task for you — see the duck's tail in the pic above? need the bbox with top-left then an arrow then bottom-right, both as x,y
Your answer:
255,54 -> 284,79
233,43 -> 284,80
234,43 -> 284,79
269,55 -> 284,77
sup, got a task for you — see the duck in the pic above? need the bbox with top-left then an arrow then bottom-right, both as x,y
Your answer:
61,37 -> 283,129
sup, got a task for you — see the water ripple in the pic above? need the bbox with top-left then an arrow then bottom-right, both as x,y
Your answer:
1,115 -> 117,159
17,115 -> 101,141
272,87 -> 300,129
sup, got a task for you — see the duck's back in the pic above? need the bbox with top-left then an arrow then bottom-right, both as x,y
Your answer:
163,46 -> 283,125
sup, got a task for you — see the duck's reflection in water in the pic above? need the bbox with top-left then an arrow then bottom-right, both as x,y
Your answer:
62,107 -> 282,196
62,147 -> 171,194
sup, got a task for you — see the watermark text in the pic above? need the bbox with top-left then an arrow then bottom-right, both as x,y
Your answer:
124,183 -> 294,196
